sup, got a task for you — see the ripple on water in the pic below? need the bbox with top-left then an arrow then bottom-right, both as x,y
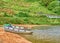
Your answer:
23,26 -> 60,43
32,26 -> 60,40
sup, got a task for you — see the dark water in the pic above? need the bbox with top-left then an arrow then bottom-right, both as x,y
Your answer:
21,26 -> 60,43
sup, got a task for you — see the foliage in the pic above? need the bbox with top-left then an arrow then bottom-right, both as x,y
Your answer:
52,7 -> 60,15
48,1 -> 60,10
3,12 -> 13,17
0,0 -> 57,17
48,1 -> 60,15
0,0 -> 60,25
15,12 -> 30,17
0,17 -> 60,25
24,0 -> 40,2
39,0 -> 56,6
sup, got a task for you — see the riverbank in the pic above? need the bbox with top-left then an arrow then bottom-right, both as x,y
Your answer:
0,24 -> 50,28
13,24 -> 51,28
0,27 -> 32,43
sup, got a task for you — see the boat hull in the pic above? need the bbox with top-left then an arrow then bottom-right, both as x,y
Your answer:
4,27 -> 33,34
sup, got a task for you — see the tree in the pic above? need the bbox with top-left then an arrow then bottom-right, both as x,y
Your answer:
39,0 -> 56,6
52,7 -> 60,15
48,1 -> 60,10
48,1 -> 60,15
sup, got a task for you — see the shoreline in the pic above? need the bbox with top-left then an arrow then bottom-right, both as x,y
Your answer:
0,24 -> 60,28
0,24 -> 51,28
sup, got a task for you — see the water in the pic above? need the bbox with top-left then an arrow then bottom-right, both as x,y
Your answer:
20,26 -> 60,43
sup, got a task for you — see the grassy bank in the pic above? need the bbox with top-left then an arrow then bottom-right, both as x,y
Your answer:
0,17 -> 60,25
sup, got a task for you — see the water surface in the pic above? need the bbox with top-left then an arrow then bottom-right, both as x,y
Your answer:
21,26 -> 60,43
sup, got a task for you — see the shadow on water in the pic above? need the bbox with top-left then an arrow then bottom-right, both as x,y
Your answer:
18,26 -> 60,43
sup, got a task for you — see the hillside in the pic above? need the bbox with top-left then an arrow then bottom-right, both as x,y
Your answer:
0,0 -> 60,25
0,0 -> 57,16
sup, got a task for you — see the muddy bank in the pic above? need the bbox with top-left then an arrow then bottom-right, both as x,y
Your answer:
0,27 -> 31,43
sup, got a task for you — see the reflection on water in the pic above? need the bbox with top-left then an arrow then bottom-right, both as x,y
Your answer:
21,26 -> 60,43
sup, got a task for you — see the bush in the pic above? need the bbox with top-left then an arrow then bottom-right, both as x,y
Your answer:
48,1 -> 60,10
0,12 -> 12,17
39,0 -> 56,6
15,12 -> 30,17
25,0 -> 40,2
48,1 -> 60,15
52,7 -> 60,15
3,12 -> 13,17
0,17 -> 60,25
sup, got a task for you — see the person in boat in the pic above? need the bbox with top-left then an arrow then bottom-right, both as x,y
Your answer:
4,23 -> 14,30
4,23 -> 12,27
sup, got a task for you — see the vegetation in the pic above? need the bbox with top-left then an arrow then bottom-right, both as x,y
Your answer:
48,1 -> 60,15
0,17 -> 60,25
0,0 -> 60,25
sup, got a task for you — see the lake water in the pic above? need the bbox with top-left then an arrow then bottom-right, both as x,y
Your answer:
21,26 -> 60,43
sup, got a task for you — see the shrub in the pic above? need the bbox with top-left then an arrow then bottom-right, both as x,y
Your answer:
25,0 -> 40,2
15,12 -> 30,17
52,7 -> 60,15
39,0 -> 56,6
3,12 -> 13,17
48,1 -> 60,15
0,17 -> 60,25
48,1 -> 60,10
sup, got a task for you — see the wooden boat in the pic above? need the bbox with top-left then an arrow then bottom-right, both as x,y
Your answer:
3,24 -> 33,34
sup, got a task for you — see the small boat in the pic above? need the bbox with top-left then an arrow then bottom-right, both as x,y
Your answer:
3,24 -> 33,34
